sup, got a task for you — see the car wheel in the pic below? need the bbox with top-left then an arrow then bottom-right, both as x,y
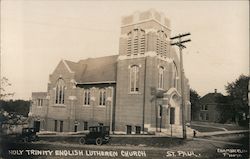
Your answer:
95,138 -> 103,145
35,136 -> 39,141
79,137 -> 86,145
22,137 -> 28,143
30,135 -> 36,141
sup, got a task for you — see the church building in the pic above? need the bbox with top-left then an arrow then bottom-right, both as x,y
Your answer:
29,9 -> 191,135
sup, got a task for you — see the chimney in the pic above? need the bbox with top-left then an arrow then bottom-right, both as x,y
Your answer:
214,89 -> 217,93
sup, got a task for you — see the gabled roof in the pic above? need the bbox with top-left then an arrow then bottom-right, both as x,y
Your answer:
64,55 -> 118,84
200,92 -> 223,104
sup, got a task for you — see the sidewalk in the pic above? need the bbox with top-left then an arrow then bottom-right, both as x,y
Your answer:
196,130 -> 249,137
191,123 -> 227,131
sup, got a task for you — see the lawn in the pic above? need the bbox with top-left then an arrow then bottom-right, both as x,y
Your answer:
190,121 -> 248,131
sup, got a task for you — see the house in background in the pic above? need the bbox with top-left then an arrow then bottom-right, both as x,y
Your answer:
194,89 -> 223,122
28,9 -> 191,135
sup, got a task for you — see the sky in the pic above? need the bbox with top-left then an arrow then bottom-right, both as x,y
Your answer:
1,0 -> 249,100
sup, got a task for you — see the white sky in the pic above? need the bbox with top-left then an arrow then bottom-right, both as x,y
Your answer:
1,0 -> 249,100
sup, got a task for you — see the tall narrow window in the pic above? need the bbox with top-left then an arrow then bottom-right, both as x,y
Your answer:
172,63 -> 178,88
55,78 -> 65,104
99,89 -> 106,106
127,29 -> 146,55
140,31 -> 145,54
156,30 -> 168,56
133,29 -> 139,55
130,65 -> 139,92
54,120 -> 58,132
60,121 -> 63,132
84,89 -> 90,105
127,32 -> 132,55
38,99 -> 43,106
158,66 -> 164,89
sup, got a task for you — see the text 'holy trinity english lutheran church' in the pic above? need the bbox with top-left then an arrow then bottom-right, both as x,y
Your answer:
29,9 -> 192,135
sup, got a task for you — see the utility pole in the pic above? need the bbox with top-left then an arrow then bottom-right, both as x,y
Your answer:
170,33 -> 191,139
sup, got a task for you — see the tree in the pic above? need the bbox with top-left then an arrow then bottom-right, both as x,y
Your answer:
190,88 -> 200,121
0,77 -> 14,100
0,100 -> 30,116
217,75 -> 249,125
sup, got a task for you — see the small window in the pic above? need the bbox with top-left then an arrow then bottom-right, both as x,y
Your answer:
135,126 -> 141,134
201,105 -> 208,111
205,105 -> 208,110
199,113 -> 203,120
83,122 -> 88,130
205,113 -> 209,120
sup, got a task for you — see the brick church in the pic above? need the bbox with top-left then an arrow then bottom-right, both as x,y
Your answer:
29,9 -> 191,135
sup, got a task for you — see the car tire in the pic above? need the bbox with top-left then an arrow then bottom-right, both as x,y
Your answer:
95,138 -> 103,145
22,137 -> 28,143
79,137 -> 86,145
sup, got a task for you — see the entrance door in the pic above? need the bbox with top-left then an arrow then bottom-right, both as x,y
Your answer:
60,121 -> 63,132
170,107 -> 175,124
34,121 -> 40,132
74,125 -> 77,132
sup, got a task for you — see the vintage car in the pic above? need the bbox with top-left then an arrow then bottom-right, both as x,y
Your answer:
79,126 -> 110,145
17,128 -> 39,142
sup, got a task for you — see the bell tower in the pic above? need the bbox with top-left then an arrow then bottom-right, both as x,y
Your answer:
115,9 -> 175,133
118,9 -> 172,58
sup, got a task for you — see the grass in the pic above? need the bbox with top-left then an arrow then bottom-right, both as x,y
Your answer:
191,121 -> 248,131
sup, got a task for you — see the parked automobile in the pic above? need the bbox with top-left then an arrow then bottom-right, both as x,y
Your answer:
79,126 -> 110,145
17,128 -> 39,142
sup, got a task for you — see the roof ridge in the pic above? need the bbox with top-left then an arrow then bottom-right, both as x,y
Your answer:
78,54 -> 118,63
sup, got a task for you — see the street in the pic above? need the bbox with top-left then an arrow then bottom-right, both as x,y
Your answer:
1,132 -> 248,159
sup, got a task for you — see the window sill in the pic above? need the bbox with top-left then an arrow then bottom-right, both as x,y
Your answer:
128,92 -> 141,95
97,105 -> 106,108
53,104 -> 66,107
82,105 -> 91,107
157,88 -> 164,91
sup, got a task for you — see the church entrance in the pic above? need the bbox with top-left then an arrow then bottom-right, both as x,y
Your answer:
169,94 -> 181,125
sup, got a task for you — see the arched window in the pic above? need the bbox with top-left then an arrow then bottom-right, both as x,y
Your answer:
172,63 -> 178,88
55,78 -> 65,104
127,29 -> 146,56
158,66 -> 164,89
156,30 -> 168,56
99,89 -> 106,106
130,65 -> 139,92
84,89 -> 90,105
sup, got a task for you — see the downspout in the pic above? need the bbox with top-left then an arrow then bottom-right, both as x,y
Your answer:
142,57 -> 147,134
